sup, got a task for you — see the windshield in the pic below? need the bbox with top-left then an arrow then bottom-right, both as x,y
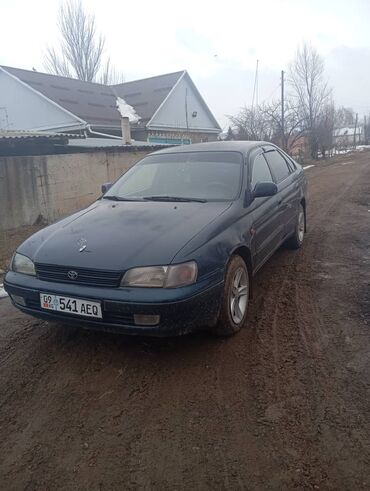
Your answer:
104,151 -> 243,202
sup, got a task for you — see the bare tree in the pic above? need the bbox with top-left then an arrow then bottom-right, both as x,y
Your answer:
334,106 -> 355,128
44,0 -> 121,83
316,103 -> 335,158
289,43 -> 331,158
260,99 -> 305,154
364,114 -> 370,144
225,126 -> 234,140
228,99 -> 304,157
228,43 -> 332,160
228,107 -> 273,141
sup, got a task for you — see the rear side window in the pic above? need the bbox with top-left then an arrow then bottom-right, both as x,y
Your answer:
279,151 -> 296,172
251,154 -> 273,189
264,150 -> 291,183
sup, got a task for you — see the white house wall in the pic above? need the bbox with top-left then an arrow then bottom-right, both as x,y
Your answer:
148,75 -> 219,132
0,69 -> 83,132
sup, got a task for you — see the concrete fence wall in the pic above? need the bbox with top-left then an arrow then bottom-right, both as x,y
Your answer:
0,150 -> 150,231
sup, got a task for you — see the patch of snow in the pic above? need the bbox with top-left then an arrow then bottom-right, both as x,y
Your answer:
334,149 -> 352,155
116,97 -> 141,124
303,164 -> 315,170
0,284 -> 8,299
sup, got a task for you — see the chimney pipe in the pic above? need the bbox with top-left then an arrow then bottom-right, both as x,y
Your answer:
121,117 -> 131,144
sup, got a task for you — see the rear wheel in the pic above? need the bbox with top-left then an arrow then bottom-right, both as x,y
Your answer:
213,255 -> 249,337
286,203 -> 305,249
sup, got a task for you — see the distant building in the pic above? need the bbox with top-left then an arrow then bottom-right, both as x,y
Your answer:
0,67 -> 220,144
333,126 -> 363,147
286,134 -> 309,160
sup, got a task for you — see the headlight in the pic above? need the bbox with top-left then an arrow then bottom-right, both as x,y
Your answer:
121,261 -> 198,288
11,253 -> 36,276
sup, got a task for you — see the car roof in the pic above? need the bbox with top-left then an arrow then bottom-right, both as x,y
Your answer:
150,140 -> 271,156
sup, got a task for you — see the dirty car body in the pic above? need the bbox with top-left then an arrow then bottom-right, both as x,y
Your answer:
4,141 -> 307,336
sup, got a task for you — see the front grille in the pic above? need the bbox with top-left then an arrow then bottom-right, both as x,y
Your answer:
35,263 -> 122,288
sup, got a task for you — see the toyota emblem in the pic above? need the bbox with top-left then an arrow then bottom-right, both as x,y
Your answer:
67,270 -> 78,280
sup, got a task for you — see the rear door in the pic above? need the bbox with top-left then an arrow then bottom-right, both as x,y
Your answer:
249,152 -> 283,269
264,149 -> 297,239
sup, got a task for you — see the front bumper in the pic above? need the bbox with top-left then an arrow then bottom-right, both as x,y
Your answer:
4,272 -> 223,336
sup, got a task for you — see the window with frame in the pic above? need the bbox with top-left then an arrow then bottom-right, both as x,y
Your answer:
251,154 -> 274,189
279,151 -> 296,172
264,150 -> 291,183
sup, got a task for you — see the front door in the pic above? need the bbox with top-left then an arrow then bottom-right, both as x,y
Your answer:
249,153 -> 284,270
264,149 -> 297,239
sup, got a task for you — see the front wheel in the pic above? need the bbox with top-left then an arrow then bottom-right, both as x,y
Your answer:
286,203 -> 305,249
213,255 -> 249,337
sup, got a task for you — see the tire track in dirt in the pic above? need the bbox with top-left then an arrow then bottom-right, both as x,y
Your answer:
236,155 -> 370,488
0,153 -> 369,490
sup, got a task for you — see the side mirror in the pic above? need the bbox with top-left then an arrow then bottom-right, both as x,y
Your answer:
101,182 -> 112,194
253,181 -> 278,198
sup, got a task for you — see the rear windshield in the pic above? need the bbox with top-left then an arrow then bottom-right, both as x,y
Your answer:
104,151 -> 243,202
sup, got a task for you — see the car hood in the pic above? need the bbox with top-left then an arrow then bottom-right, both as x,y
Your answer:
19,200 -> 231,270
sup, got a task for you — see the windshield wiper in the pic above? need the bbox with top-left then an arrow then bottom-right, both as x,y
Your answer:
102,195 -> 139,201
143,195 -> 207,203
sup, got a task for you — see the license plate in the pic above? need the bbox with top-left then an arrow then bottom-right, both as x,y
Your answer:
40,293 -> 102,318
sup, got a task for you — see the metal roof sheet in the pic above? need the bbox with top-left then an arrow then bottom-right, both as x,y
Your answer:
0,130 -> 76,143
112,71 -> 184,123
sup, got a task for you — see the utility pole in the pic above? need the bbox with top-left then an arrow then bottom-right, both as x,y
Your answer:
353,112 -> 358,149
364,115 -> 367,144
252,59 -> 259,109
281,70 -> 285,151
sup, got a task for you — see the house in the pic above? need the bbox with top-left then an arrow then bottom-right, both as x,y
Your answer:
0,66 -> 221,144
333,126 -> 363,147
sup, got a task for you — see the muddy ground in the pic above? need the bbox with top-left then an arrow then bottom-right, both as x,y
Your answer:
0,152 -> 369,490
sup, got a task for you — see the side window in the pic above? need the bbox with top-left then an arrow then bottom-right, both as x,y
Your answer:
251,154 -> 273,189
264,150 -> 291,183
279,151 -> 296,172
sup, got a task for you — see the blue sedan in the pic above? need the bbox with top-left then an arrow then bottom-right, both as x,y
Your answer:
4,141 -> 307,336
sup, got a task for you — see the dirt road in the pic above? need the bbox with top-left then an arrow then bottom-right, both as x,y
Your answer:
0,152 -> 369,490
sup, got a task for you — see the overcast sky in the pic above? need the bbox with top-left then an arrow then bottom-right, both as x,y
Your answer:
1,0 -> 370,129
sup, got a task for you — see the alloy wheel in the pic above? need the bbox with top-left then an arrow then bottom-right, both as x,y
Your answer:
230,267 -> 249,324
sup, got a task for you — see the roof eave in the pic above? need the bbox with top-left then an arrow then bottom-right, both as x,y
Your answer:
147,123 -> 220,133
0,66 -> 88,128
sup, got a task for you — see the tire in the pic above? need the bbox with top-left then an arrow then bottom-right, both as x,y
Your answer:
213,255 -> 250,337
286,203 -> 305,249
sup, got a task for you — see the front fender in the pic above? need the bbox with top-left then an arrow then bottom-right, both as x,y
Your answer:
172,205 -> 254,283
